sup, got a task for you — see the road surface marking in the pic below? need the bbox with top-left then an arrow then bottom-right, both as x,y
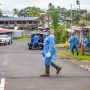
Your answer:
80,65 -> 90,71
0,78 -> 5,90
80,65 -> 85,67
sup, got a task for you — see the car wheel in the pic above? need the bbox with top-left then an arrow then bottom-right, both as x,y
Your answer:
8,42 -> 10,45
8,40 -> 11,45
28,43 -> 31,50
4,43 -> 6,45
29,45 -> 32,50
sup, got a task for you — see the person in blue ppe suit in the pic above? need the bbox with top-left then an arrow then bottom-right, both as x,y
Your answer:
68,33 -> 79,55
84,37 -> 90,49
40,29 -> 62,77
33,34 -> 39,49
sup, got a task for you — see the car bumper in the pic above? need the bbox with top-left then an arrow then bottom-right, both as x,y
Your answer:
0,41 -> 7,44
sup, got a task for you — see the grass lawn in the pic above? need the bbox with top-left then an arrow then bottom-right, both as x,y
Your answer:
58,47 -> 90,61
13,36 -> 29,42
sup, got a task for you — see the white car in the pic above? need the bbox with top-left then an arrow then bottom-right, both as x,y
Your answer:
0,35 -> 11,45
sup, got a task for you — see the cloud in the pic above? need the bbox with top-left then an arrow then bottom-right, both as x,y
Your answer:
0,0 -> 90,12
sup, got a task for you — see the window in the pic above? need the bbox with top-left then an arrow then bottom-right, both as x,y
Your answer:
23,21 -> 26,24
0,21 -> 4,24
29,21 -> 32,24
17,21 -> 22,24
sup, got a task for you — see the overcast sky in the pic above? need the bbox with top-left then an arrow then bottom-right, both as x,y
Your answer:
0,0 -> 90,14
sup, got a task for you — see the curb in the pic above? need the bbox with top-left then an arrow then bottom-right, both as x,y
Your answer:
58,55 -> 90,71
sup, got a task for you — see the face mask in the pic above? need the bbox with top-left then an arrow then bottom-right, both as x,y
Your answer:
45,32 -> 49,36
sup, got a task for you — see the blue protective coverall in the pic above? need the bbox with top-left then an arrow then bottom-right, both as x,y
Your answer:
42,34 -> 56,65
84,38 -> 90,49
33,35 -> 39,48
68,35 -> 79,54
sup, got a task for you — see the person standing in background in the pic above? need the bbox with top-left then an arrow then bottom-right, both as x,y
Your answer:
68,33 -> 79,55
33,34 -> 39,49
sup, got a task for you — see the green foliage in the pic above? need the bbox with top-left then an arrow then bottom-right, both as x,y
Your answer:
13,8 -> 18,16
80,9 -> 87,14
60,30 -> 69,42
48,6 -> 59,30
66,22 -> 71,28
87,13 -> 90,21
18,6 -> 44,17
54,24 -> 69,43
47,4 -> 70,43
79,22 -> 86,26
55,24 -> 63,43
17,9 -> 26,16
48,4 -> 60,43
58,48 -> 90,61
73,14 -> 80,25
0,9 -> 3,17
13,36 -> 28,42
54,31 -> 61,43
51,10 -> 59,30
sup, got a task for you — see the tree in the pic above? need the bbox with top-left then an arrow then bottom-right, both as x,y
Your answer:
13,8 -> 18,16
73,14 -> 80,25
48,3 -> 53,9
0,9 -> 3,17
18,9 -> 27,16
87,13 -> 90,21
18,6 -> 44,17
27,7 -> 41,16
48,4 -> 60,43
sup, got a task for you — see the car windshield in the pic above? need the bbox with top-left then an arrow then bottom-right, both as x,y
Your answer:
0,35 -> 8,38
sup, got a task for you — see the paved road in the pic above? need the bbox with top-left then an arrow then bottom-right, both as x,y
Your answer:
0,41 -> 90,90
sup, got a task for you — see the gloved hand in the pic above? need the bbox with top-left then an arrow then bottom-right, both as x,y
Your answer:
46,52 -> 51,58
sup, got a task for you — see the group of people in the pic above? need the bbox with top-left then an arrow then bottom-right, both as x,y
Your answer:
68,34 -> 90,55
31,30 -> 62,77
68,33 -> 79,55
83,37 -> 90,49
37,28 -> 89,77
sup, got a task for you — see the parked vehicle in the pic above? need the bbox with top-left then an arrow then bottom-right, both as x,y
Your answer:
0,35 -> 12,45
28,31 -> 46,50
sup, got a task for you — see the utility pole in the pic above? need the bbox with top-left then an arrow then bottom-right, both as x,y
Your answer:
0,4 -> 2,8
76,0 -> 80,18
0,4 -> 2,17
85,9 -> 88,25
76,0 -> 84,55
70,4 -> 73,35
63,9 -> 66,28
76,0 -> 82,42
47,13 -> 49,28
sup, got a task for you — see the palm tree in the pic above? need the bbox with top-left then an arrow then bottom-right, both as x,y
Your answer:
0,9 -> 3,17
18,6 -> 44,17
48,3 -> 53,8
13,8 -> 18,16
27,7 -> 43,16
